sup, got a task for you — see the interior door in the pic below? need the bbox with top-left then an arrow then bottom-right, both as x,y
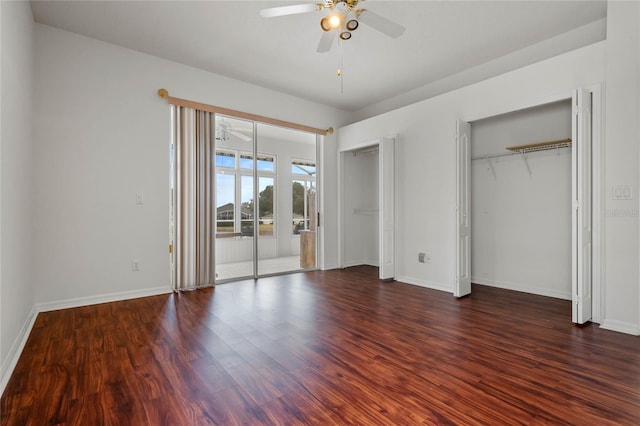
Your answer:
572,89 -> 592,324
379,137 -> 395,279
455,121 -> 472,297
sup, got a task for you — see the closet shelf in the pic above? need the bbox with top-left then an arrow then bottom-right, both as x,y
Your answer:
472,138 -> 572,161
472,138 -> 572,178
505,138 -> 572,154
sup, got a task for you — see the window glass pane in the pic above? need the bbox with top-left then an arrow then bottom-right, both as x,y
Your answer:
240,175 -> 254,236
240,154 -> 275,172
240,154 -> 253,170
257,155 -> 275,172
216,151 -> 236,168
216,173 -> 235,232
292,180 -> 306,234
292,161 -> 316,176
258,177 -> 274,236
292,156 -> 316,235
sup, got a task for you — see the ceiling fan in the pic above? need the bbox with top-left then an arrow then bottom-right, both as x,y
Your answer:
215,118 -> 252,142
260,0 -> 405,53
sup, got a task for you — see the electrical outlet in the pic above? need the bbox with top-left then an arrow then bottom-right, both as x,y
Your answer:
613,185 -> 633,200
132,260 -> 140,271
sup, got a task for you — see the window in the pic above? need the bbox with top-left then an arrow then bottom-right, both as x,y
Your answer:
216,173 -> 236,233
291,160 -> 316,234
257,176 -> 274,236
216,150 -> 276,236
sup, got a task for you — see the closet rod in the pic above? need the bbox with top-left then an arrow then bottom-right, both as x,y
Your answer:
472,151 -> 519,161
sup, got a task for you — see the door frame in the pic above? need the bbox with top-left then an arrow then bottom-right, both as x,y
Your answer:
337,137 -> 396,279
456,84 -> 603,323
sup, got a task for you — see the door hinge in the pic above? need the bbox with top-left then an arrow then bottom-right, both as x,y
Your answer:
169,244 -> 173,254
317,212 -> 320,227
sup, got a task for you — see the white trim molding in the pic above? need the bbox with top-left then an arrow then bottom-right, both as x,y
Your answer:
472,278 -> 572,302
395,276 -> 452,293
600,318 -> 640,336
341,261 -> 380,269
0,307 -> 38,395
321,263 -> 339,271
35,286 -> 172,313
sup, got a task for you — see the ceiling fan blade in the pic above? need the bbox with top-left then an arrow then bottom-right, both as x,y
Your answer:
260,3 -> 319,18
230,130 -> 252,142
316,30 -> 335,53
358,9 -> 405,38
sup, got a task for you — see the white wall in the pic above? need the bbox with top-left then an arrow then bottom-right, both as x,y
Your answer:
338,42 -> 605,295
342,148 -> 379,267
602,1 -> 640,335
471,101 -> 573,299
1,1 -> 34,389
32,23 -> 347,306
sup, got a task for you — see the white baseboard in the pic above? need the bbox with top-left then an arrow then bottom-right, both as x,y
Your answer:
600,318 -> 640,336
395,275 -> 452,293
1,286 -> 172,396
472,277 -> 572,301
321,263 -> 339,271
1,306 -> 37,396
35,286 -> 172,313
341,260 -> 379,268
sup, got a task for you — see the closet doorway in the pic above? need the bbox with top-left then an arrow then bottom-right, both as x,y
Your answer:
339,137 -> 395,279
455,88 -> 600,324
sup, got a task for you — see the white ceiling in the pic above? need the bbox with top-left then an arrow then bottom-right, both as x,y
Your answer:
30,1 -> 607,114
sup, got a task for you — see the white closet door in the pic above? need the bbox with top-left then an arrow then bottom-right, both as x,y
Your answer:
455,121 -> 472,297
572,89 -> 593,324
379,137 -> 395,279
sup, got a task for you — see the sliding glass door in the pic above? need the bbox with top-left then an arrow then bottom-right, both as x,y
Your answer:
213,115 -> 255,281
213,115 -> 318,283
256,123 -> 317,276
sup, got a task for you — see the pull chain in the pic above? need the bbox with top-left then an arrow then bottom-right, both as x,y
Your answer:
337,37 -> 344,93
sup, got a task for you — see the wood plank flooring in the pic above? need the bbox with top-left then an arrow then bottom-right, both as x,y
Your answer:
2,266 -> 639,425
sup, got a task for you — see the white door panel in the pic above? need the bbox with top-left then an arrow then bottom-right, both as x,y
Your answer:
379,137 -> 395,279
572,89 -> 593,324
456,121 -> 471,297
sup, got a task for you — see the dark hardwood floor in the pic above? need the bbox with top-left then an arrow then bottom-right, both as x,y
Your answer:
2,266 -> 639,425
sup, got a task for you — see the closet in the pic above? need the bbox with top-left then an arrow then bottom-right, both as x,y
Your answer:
339,137 -> 395,279
342,145 -> 380,267
470,100 -> 573,300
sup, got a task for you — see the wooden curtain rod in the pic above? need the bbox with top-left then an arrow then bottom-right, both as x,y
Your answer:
157,88 -> 332,136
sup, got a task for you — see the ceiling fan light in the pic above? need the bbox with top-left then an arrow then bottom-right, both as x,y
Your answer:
320,16 -> 332,32
346,18 -> 359,31
329,13 -> 342,28
340,31 -> 352,40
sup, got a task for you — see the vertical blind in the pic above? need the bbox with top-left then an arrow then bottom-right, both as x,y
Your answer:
172,106 -> 215,290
